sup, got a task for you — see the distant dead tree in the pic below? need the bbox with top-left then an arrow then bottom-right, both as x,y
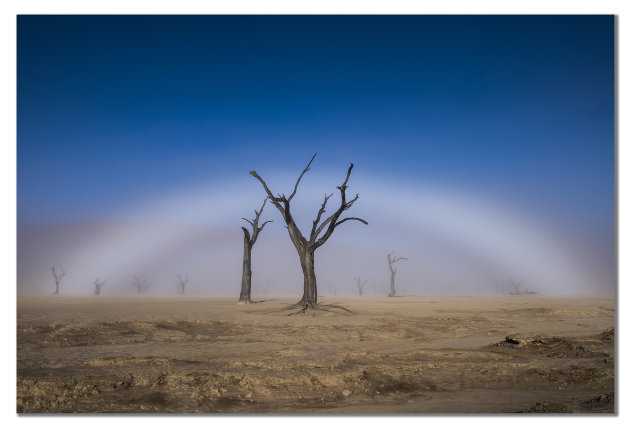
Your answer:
176,273 -> 188,295
508,276 -> 536,295
132,274 -> 152,294
250,153 -> 367,309
93,279 -> 106,295
239,199 -> 272,304
355,276 -> 369,296
509,276 -> 523,295
387,252 -> 407,297
51,266 -> 66,295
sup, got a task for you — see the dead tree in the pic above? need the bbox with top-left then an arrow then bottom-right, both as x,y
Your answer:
509,276 -> 523,295
132,274 -> 152,294
387,252 -> 407,297
239,199 -> 272,303
250,153 -> 367,309
51,266 -> 66,295
176,273 -> 188,295
93,279 -> 106,295
355,276 -> 369,296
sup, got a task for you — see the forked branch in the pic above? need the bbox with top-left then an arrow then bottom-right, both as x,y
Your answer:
310,193 -> 333,238
52,266 -> 66,283
241,197 -> 273,245
176,273 -> 189,295
312,163 -> 367,248
249,153 -> 316,217
387,252 -> 408,273
52,266 -> 66,295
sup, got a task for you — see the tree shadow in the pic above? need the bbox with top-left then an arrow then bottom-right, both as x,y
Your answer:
238,298 -> 279,305
279,302 -> 356,316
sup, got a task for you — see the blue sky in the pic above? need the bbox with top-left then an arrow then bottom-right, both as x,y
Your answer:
16,16 -> 614,295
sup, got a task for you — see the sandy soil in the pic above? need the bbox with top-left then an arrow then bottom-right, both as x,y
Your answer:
17,294 -> 615,413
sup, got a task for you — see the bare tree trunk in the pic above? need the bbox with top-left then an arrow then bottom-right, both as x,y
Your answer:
388,271 -> 396,297
355,276 -> 368,296
238,199 -> 271,304
239,237 -> 253,303
299,249 -> 317,307
176,273 -> 188,295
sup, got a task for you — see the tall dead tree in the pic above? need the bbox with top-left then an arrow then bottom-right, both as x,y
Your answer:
355,276 -> 369,296
93,279 -> 106,295
133,274 -> 152,294
250,153 -> 367,308
239,199 -> 272,304
176,273 -> 188,295
51,266 -> 66,295
387,252 -> 407,297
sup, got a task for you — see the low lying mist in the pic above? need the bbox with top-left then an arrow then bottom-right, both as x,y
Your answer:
17,175 -> 615,297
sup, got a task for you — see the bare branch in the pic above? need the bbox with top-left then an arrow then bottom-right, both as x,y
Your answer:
255,197 -> 268,218
337,163 -> 354,191
336,217 -> 369,227
249,171 -> 285,214
252,197 -> 268,228
259,220 -> 273,232
387,252 -> 407,279
288,152 -> 317,201
241,218 -> 254,227
310,193 -> 333,239
345,193 -> 360,209
313,214 -> 334,240
241,226 -> 251,241
250,157 -> 313,247
387,252 -> 408,264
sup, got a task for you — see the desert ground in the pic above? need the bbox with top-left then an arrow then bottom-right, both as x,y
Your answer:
17,294 -> 615,413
